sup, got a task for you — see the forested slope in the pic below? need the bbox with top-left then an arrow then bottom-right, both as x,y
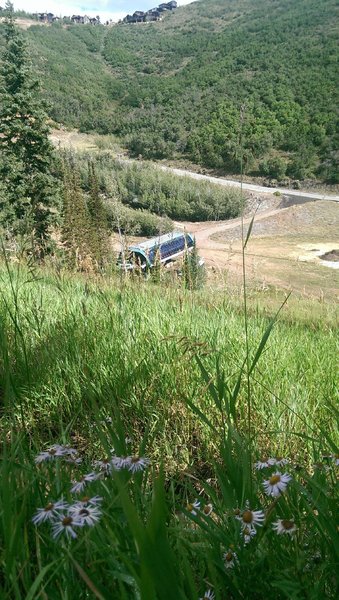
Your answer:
0,22 -> 116,132
1,0 -> 338,181
103,0 -> 338,180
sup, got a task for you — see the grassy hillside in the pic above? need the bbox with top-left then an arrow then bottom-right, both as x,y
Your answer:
0,263 -> 338,597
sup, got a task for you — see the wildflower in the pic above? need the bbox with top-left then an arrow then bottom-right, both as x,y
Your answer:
236,508 -> 265,531
274,457 -> 289,467
186,500 -> 200,515
127,456 -> 150,473
52,515 -> 83,539
35,445 -> 66,464
32,499 -> 68,525
263,472 -> 292,497
72,495 -> 103,507
111,455 -> 126,470
272,519 -> 297,536
93,458 -> 113,474
223,548 -> 238,569
242,525 -> 257,544
332,454 -> 339,467
202,503 -> 213,516
69,504 -> 102,526
199,590 -> 215,600
254,457 -> 274,470
70,472 -> 99,494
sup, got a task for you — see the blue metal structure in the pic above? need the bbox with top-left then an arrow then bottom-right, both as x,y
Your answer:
119,231 -> 194,270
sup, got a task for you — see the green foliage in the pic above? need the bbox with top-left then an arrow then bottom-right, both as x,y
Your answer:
61,159 -> 111,271
58,151 -> 242,227
102,0 -> 338,180
1,1 -> 336,181
0,262 -> 338,598
182,238 -> 205,290
0,2 -> 59,254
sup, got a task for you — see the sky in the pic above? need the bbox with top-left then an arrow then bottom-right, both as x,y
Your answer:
14,0 -> 194,23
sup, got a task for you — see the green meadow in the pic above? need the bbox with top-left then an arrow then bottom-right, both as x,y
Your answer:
0,260 -> 338,598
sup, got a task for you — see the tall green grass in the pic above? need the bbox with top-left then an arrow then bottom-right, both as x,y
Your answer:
0,260 -> 338,598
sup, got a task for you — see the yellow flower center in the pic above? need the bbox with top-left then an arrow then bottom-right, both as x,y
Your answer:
187,503 -> 193,512
44,503 -> 54,511
131,456 -> 140,463
203,505 -> 212,514
48,449 -> 56,455
62,516 -> 73,526
81,496 -> 90,503
281,520 -> 294,530
242,510 -> 253,523
225,552 -> 233,562
79,509 -> 89,516
269,474 -> 281,485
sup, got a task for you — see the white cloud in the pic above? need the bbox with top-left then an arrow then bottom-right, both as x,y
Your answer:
14,1 -> 127,22
14,0 -> 195,23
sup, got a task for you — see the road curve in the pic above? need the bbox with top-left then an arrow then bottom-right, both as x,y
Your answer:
159,165 -> 339,203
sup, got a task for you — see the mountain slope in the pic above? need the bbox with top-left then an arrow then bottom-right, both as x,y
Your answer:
103,0 -> 338,180
0,1 -> 338,181
0,21 -> 116,133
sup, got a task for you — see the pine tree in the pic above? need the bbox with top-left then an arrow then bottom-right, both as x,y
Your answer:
87,161 -> 111,269
0,2 -> 59,255
182,238 -> 205,290
61,160 -> 92,271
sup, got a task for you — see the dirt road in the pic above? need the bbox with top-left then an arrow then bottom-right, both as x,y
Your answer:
159,166 -> 339,203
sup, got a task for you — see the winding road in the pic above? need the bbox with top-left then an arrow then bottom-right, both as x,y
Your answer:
159,165 -> 339,203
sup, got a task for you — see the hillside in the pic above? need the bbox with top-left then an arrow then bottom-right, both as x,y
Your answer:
1,0 -> 338,182
0,20 -> 116,132
103,0 -> 338,181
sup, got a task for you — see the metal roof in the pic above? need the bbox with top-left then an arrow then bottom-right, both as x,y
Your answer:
130,231 -> 188,252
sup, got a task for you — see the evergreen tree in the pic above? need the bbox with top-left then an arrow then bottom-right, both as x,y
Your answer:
61,160 -> 92,270
0,2 -> 59,255
182,238 -> 205,291
87,161 -> 111,269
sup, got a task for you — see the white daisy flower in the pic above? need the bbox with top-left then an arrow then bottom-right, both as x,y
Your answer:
254,457 -> 274,470
274,457 -> 289,467
35,445 -> 66,464
263,472 -> 292,497
52,515 -> 83,539
126,456 -> 150,473
272,519 -> 297,536
202,503 -> 213,516
199,590 -> 215,600
93,458 -> 113,474
32,499 -> 69,525
70,472 -> 99,494
111,455 -> 126,470
69,504 -> 102,526
223,548 -> 238,569
186,500 -> 200,516
235,508 -> 265,531
71,495 -> 103,507
242,525 -> 257,544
